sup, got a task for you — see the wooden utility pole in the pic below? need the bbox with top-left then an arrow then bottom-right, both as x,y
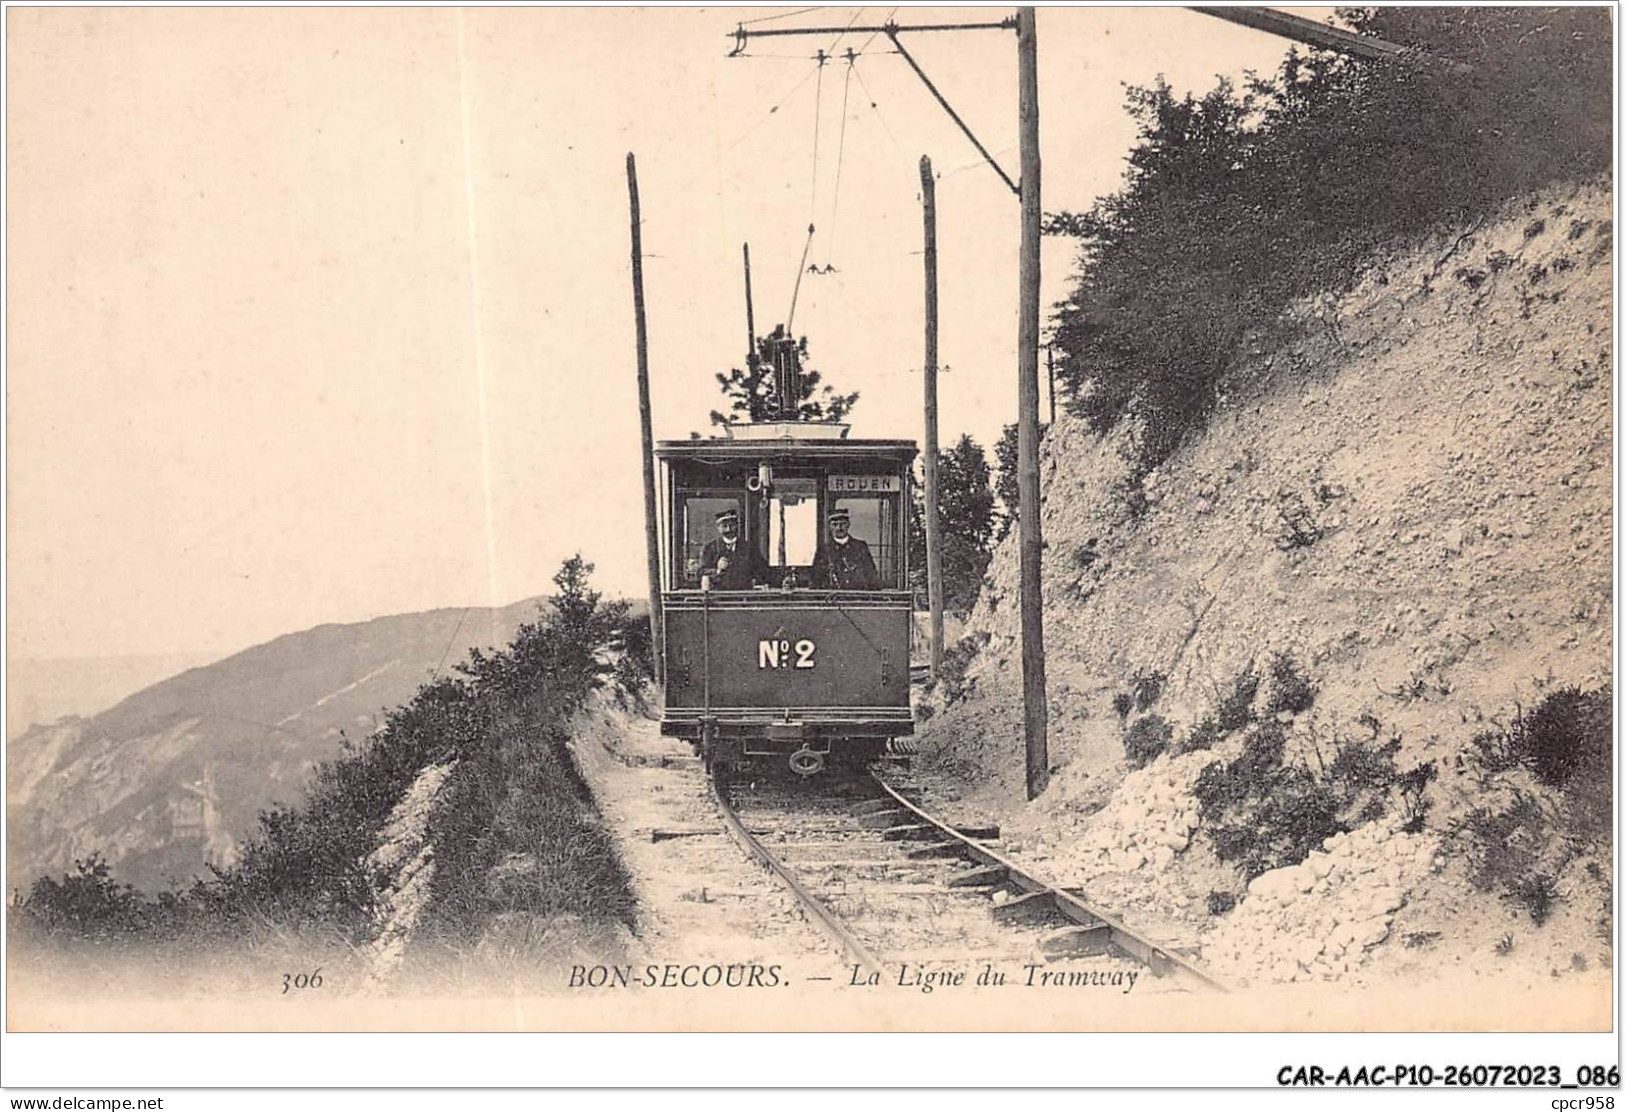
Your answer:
743,243 -> 757,365
919,155 -> 944,680
627,153 -> 664,686
1015,7 -> 1048,800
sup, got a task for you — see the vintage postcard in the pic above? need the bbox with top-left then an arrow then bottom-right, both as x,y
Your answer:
4,3 -> 1615,1079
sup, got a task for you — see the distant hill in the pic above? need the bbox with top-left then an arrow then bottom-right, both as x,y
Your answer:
8,598 -> 549,893
8,653 -> 215,740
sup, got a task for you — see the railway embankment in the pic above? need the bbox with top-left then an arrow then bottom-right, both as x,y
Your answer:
913,180 -> 1612,1014
567,694 -> 842,972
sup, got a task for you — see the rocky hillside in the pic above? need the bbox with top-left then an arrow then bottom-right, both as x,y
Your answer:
8,599 -> 545,892
917,181 -> 1611,1001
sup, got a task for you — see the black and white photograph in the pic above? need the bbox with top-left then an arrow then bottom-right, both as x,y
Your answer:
3,1 -> 1617,1094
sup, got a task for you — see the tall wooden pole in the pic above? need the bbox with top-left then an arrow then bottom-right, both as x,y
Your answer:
743,243 -> 757,366
919,156 -> 945,680
627,153 -> 664,686
1015,8 -> 1048,799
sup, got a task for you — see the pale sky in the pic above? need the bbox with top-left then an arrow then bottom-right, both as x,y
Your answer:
7,5 -> 1309,661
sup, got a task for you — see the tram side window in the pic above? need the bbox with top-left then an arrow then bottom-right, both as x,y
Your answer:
678,495 -> 743,587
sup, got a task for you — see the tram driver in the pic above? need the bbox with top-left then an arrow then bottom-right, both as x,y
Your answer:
700,507 -> 770,589
810,505 -> 879,590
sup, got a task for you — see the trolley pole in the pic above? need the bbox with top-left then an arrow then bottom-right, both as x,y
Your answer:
919,155 -> 945,681
1015,7 -> 1049,799
627,153 -> 665,686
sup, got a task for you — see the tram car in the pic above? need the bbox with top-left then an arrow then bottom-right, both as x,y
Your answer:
655,421 -> 917,775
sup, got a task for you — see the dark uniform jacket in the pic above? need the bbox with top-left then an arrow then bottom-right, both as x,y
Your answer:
700,536 -> 771,589
810,537 -> 879,590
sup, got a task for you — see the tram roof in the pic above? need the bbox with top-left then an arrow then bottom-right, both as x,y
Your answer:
655,438 -> 917,463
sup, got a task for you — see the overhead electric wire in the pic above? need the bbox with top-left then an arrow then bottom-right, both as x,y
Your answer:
725,3 -> 908,290
739,7 -> 824,25
808,50 -> 826,217
849,7 -> 903,157
850,54 -> 904,155
431,606 -> 472,677
726,60 -> 822,151
822,52 -> 857,269
823,6 -> 867,59
730,52 -> 846,60
939,144 -> 1017,180
817,2 -> 865,266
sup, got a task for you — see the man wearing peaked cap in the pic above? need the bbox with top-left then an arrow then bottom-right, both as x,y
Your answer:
700,506 -> 769,589
810,505 -> 879,590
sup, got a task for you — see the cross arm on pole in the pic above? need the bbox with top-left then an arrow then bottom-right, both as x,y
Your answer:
728,18 -> 1016,55
726,15 -> 1022,198
886,31 -> 1020,197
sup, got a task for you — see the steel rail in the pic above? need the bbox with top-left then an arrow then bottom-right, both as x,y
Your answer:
709,764 -> 887,979
869,769 -> 1229,992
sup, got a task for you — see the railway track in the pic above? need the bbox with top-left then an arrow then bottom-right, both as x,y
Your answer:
710,763 -> 1227,993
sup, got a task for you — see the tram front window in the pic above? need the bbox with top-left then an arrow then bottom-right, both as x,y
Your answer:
767,479 -> 819,572
678,495 -> 743,587
819,496 -> 899,589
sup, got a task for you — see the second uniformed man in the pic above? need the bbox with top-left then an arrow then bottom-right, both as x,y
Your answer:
810,505 -> 879,590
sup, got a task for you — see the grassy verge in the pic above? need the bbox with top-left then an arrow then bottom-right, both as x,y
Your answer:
12,556 -> 647,989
